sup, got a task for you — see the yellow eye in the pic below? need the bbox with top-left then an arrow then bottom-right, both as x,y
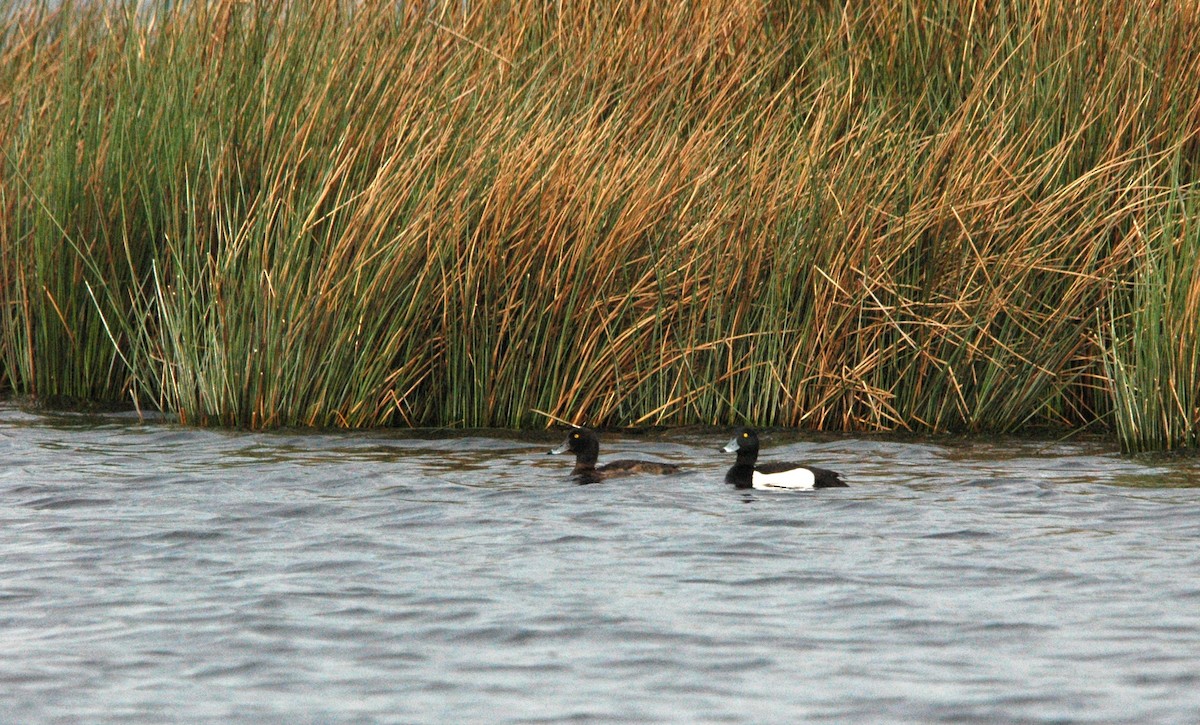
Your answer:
572,433 -> 580,439
742,432 -> 748,438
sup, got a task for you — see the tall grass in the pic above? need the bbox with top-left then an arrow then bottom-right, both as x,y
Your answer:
1103,174 -> 1200,452
1,0 -> 1199,449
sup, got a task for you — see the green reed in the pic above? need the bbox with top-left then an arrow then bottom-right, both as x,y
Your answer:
1103,174 -> 1200,453
2,0 -> 1199,450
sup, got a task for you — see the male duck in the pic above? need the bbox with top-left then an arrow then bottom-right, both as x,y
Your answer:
721,427 -> 846,490
549,427 -> 680,483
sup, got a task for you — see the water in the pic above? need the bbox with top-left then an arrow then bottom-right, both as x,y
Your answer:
2,406 -> 1199,723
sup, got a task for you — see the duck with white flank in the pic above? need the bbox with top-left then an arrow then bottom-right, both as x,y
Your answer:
721,427 -> 846,490
549,427 -> 680,484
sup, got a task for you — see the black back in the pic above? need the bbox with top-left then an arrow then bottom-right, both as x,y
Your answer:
721,427 -> 847,488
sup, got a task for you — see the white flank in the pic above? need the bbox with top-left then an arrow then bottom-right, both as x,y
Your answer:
751,468 -> 816,490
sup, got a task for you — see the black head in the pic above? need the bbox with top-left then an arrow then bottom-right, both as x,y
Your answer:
722,427 -> 758,486
721,427 -> 760,457
548,427 -> 600,466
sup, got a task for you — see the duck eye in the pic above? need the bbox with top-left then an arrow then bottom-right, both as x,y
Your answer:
572,433 -> 579,439
742,432 -> 748,438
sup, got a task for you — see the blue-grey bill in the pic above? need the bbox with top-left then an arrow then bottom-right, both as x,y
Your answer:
721,438 -> 738,453
549,441 -> 569,455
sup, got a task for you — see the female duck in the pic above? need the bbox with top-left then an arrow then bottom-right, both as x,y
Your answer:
721,427 -> 846,490
549,427 -> 680,483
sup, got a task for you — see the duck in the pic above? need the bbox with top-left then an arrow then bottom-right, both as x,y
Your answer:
721,427 -> 846,490
548,427 -> 680,483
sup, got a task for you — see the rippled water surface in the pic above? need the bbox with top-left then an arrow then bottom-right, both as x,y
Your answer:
3,406 -> 1200,723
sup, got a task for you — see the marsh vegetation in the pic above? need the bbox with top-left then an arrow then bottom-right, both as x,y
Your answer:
2,0 -> 1199,451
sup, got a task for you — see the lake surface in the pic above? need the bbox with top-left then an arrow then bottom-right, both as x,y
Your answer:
2,405 -> 1199,723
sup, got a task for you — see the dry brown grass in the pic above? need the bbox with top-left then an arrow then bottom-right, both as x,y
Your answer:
2,0 -> 1199,449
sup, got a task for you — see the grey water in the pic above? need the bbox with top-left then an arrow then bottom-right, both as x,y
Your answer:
2,406 -> 1199,724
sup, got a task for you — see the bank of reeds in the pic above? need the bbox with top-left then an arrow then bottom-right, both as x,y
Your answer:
2,0 -> 1199,450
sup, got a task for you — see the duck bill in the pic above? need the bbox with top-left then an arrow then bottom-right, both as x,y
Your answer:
548,440 -> 570,455
721,438 -> 739,453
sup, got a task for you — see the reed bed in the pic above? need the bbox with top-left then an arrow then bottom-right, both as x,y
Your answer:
2,0 -> 1199,450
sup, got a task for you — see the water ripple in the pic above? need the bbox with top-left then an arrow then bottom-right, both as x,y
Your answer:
1,410 -> 1199,722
